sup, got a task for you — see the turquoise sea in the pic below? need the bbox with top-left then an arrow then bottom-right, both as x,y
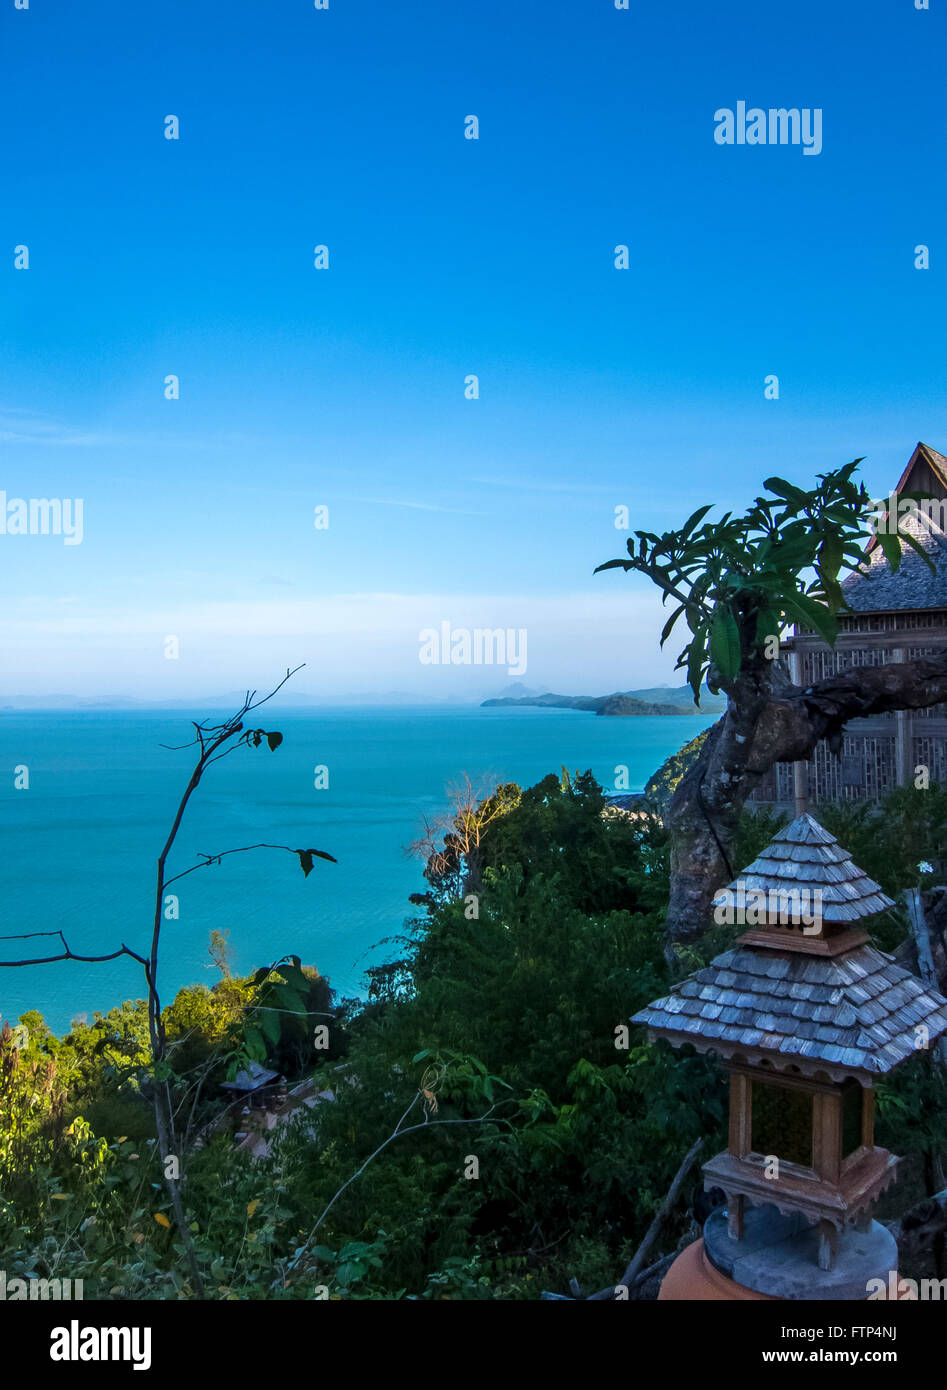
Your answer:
0,706 -> 716,1033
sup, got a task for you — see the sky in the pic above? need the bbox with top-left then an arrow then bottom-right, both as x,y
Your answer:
3,0 -> 946,701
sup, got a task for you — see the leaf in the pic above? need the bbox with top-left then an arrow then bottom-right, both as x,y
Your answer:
243,1026 -> 267,1062
296,847 -> 337,876
269,984 -> 306,1014
764,476 -> 810,508
247,1199 -> 260,1219
685,637 -> 706,703
820,505 -> 856,526
260,1008 -> 281,1045
819,576 -> 844,612
772,530 -> 816,570
659,603 -> 686,648
817,533 -> 843,582
755,608 -> 782,650
266,731 -> 283,752
781,592 -> 838,647
875,530 -> 903,573
708,607 -> 741,682
680,503 -> 714,538
154,1213 -> 171,1228
50,1193 -> 69,1201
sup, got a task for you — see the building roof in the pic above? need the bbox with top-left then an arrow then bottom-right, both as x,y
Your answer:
220,1061 -> 279,1092
631,940 -> 947,1081
840,441 -> 947,614
841,510 -> 947,613
711,813 -> 894,924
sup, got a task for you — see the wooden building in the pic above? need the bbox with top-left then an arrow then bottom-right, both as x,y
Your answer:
751,442 -> 947,813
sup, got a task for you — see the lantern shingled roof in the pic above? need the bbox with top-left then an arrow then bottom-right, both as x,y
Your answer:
633,814 -> 947,1082
631,942 -> 947,1081
711,813 -> 895,924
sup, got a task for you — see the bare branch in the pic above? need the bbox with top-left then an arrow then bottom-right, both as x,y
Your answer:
0,929 -> 148,969
163,842 -> 336,889
289,1089 -> 513,1273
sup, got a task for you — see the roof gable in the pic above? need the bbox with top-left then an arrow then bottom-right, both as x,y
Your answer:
840,442 -> 947,614
891,440 -> 947,500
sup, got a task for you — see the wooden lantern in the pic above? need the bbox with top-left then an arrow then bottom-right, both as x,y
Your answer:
633,814 -> 947,1275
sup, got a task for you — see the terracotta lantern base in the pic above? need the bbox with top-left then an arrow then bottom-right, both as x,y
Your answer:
659,1237 -> 904,1301
659,1239 -> 777,1300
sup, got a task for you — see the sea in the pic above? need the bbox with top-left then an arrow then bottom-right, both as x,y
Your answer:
0,706 -> 716,1034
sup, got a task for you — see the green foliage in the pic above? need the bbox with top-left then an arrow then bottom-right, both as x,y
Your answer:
234,958 -> 346,1076
410,776 -> 522,911
877,1051 -> 947,1184
815,783 -> 947,898
208,929 -> 234,979
476,769 -> 668,916
6,763 -> 946,1300
596,462 -> 934,701
0,1018 -> 110,1224
644,726 -> 712,818
2,768 -> 699,1298
731,804 -> 790,875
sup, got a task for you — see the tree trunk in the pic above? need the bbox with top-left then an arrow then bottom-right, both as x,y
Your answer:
664,651 -> 947,958
146,960 -> 207,1298
152,1082 -> 206,1297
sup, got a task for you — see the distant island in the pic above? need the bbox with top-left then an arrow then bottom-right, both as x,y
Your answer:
481,685 -> 726,716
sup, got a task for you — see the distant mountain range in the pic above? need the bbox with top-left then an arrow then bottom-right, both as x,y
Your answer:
0,683 -> 727,716
0,691 -> 488,711
481,685 -> 726,716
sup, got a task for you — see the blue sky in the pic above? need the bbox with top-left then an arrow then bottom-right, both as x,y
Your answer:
3,0 -> 945,700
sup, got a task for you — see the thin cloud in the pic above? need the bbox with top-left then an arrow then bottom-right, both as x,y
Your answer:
0,409 -> 263,452
346,496 -> 489,516
0,414 -> 116,447
469,474 -> 617,495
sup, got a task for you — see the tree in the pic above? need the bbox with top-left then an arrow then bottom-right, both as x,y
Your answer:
208,929 -> 234,979
407,773 -> 521,909
596,462 -> 947,957
0,667 -> 335,1295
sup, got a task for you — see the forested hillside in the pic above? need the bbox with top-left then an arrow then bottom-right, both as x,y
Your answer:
3,769 -> 946,1299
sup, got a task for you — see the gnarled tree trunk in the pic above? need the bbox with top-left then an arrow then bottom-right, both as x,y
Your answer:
665,652 -> 947,959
